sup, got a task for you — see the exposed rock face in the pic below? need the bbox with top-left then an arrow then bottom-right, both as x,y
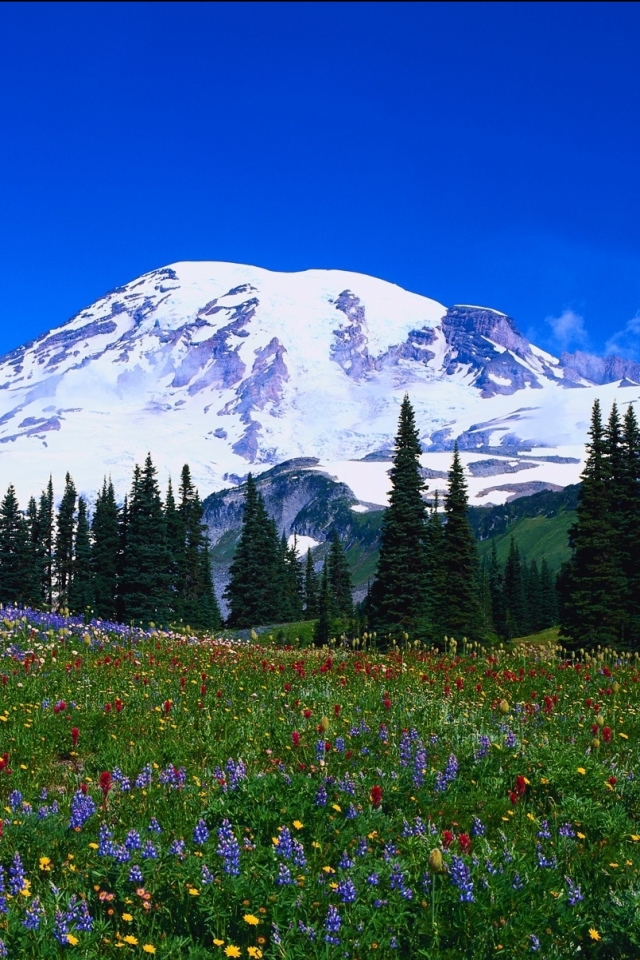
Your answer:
560,350 -> 640,386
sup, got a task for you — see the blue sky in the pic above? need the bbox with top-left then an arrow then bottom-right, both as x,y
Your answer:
1,1 -> 639,359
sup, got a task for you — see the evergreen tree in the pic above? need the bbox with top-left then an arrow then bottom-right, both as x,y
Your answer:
327,530 -> 353,620
561,400 -> 627,647
91,479 -> 120,622
54,473 -> 77,611
120,455 -> 171,624
303,548 -> 318,618
225,475 -> 281,627
177,465 -> 221,630
278,534 -> 303,623
503,537 -> 525,639
0,486 -> 30,605
115,494 -> 129,623
24,497 -> 43,607
488,540 -> 505,637
164,477 -> 183,620
69,497 -> 93,615
539,559 -> 558,629
620,404 -> 640,646
424,492 -> 446,638
370,396 -> 428,635
526,560 -> 541,634
38,477 -> 54,608
442,443 -> 482,640
313,562 -> 332,646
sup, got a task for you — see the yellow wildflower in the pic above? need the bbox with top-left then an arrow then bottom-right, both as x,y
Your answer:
292,820 -> 303,830
123,936 -> 138,945
589,928 -> 601,941
122,913 -> 133,922
577,767 -> 586,775
247,949 -> 263,959
67,934 -> 79,946
243,914 -> 260,926
142,947 -> 156,955
224,947 -> 241,958
188,888 -> 200,896
213,940 -> 225,947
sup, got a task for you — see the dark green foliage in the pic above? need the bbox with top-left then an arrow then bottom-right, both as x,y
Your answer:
225,475 -> 282,628
0,485 -> 31,605
313,562 -> 332,646
24,497 -> 43,607
560,401 -> 628,648
538,558 -> 558,630
503,537 -> 526,639
91,479 -> 120,621
370,396 -> 428,634
54,473 -> 76,611
327,530 -> 353,619
303,548 -> 318,617
69,497 -> 93,615
424,493 -> 446,637
488,541 -> 505,636
176,465 -> 221,630
619,405 -> 640,643
278,534 -> 304,624
441,443 -> 482,640
38,478 -> 54,608
120,455 -> 171,624
164,477 -> 182,618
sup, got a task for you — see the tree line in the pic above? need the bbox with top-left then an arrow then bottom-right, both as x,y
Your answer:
0,456 -> 220,629
559,399 -> 640,649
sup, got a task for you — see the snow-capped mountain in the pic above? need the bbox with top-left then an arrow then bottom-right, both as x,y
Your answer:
0,261 -> 638,507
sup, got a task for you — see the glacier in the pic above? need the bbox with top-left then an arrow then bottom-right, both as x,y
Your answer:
0,260 -> 638,507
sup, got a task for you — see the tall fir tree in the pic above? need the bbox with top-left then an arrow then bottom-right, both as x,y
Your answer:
69,497 -> 93,615
303,548 -> 318,618
561,400 -> 627,647
441,443 -> 482,640
24,496 -> 43,607
54,473 -> 77,611
620,404 -> 640,646
488,540 -> 505,637
313,561 -> 332,646
38,477 -> 54,609
327,530 -> 353,620
370,396 -> 428,635
120,455 -> 171,624
115,494 -> 129,623
538,558 -> 558,630
424,492 -> 446,638
225,474 -> 281,627
91,479 -> 120,622
503,537 -> 526,639
0,486 -> 30,605
164,477 -> 183,620
177,465 -> 221,630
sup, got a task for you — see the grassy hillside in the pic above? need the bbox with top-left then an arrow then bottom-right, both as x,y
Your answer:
477,510 -> 574,571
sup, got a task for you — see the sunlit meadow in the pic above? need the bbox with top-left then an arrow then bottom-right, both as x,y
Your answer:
0,609 -> 638,958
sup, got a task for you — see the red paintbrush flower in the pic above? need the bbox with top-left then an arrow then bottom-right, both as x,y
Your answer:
99,771 -> 113,800
71,727 -> 80,747
291,731 -> 300,747
442,830 -> 454,848
458,832 -> 471,854
370,785 -> 383,808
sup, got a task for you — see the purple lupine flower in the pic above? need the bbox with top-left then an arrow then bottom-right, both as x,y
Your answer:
530,934 -> 541,951
169,839 -> 186,859
366,872 -> 380,885
559,823 -> 576,838
69,790 -> 96,830
135,764 -> 153,788
226,758 -> 246,790
217,819 -> 240,875
98,823 -> 114,857
536,845 -> 557,869
505,730 -> 517,748
9,790 -> 22,811
113,844 -> 131,863
337,877 -> 357,903
399,730 -> 412,766
0,866 -> 6,915
276,827 -> 294,859
9,852 -> 26,895
23,896 -> 44,930
324,904 -> 341,945
537,820 -> 551,839
124,830 -> 142,850
512,872 -> 524,890
471,816 -> 486,837
413,743 -> 427,787
148,817 -> 162,833
54,910 -> 70,944
292,839 -> 306,868
338,851 -> 354,869
474,735 -> 490,760
335,737 -> 345,752
202,864 -> 214,884
315,784 -> 328,806
355,837 -> 368,856
142,840 -> 158,859
0,939 -> 7,957
450,855 -> 474,902
298,920 -> 317,941
276,863 -> 294,885
129,865 -> 144,884
565,876 -> 584,905
193,819 -> 209,845
346,803 -> 358,820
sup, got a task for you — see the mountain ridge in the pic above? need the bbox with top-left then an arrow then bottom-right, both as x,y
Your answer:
0,261 -> 637,508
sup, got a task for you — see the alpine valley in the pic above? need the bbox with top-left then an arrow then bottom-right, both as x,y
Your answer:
1,261 -> 638,600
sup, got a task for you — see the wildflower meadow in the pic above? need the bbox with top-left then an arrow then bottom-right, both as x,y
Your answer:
0,609 -> 638,958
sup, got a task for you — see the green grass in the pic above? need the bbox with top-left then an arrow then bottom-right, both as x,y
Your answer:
478,510 -> 575,571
